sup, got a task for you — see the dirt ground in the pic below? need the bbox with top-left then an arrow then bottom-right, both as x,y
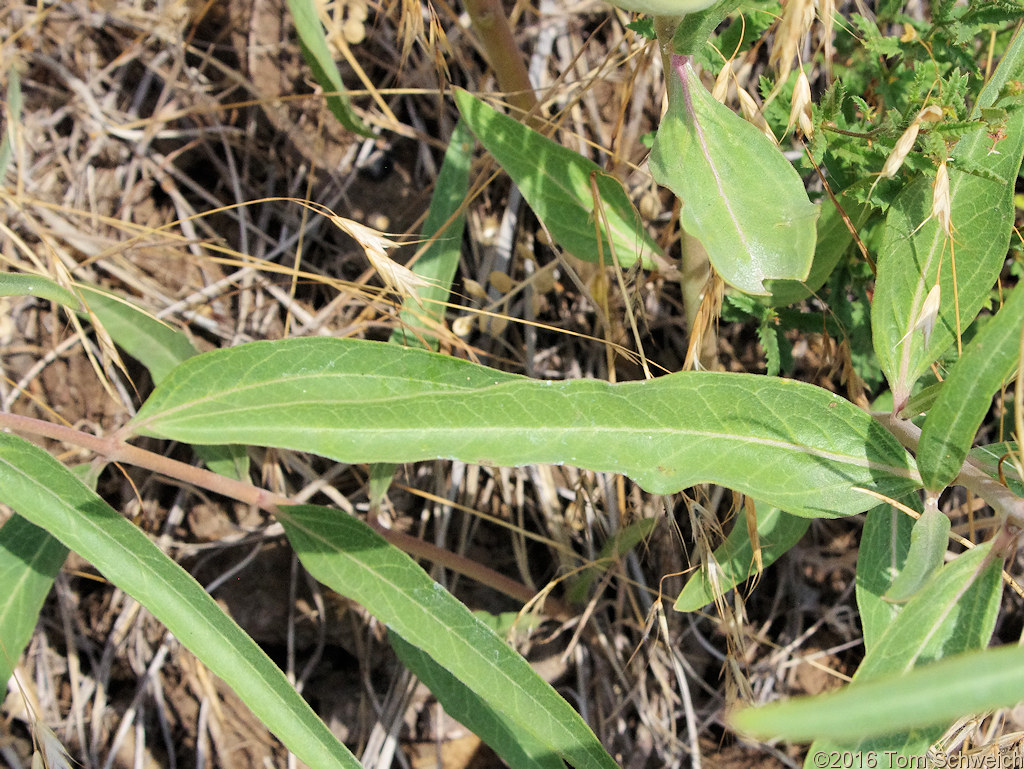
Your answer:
1,1 -> 1022,768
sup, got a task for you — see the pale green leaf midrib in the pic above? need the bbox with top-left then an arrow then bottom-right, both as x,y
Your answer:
140,416 -> 915,479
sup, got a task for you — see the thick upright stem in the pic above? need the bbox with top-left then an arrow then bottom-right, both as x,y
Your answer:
463,0 -> 537,120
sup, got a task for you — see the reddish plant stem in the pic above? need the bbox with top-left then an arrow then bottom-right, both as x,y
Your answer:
0,412 -> 569,619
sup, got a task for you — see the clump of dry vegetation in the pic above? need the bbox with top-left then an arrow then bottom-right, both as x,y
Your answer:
1,1 -> 1022,768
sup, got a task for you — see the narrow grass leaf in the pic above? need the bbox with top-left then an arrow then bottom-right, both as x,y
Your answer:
454,89 -> 662,270
0,64 -> 21,177
391,119 -> 472,350
130,338 -> 920,518
855,504 -> 914,651
0,515 -> 68,686
0,434 -> 359,769
389,633 -> 565,769
568,517 -> 659,604
277,504 -> 618,769
649,55 -> 818,296
871,33 -> 1024,404
675,503 -> 809,612
736,542 -> 1002,751
284,0 -> 373,138
917,284 -> 1024,490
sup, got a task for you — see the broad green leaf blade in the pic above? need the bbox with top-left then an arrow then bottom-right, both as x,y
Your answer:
882,507 -> 949,603
733,644 -> 1024,744
284,0 -> 373,138
917,284 -> 1024,490
871,36 -> 1024,404
129,338 -> 920,518
764,196 -> 871,307
671,1 -> 743,55
674,503 -> 809,612
389,634 -> 566,769
738,542 -> 1002,753
0,434 -> 359,769
454,89 -> 662,270
855,504 -> 914,651
649,55 -> 819,296
969,442 -> 1023,496
0,515 -> 68,686
391,119 -> 472,350
277,504 -> 617,769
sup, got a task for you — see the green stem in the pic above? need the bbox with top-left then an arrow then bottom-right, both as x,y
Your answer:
463,0 -> 537,121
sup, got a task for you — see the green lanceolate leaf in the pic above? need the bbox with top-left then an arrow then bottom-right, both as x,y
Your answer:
649,55 -> 819,296
855,504 -> 915,651
0,515 -> 68,686
454,89 -> 663,270
917,284 -> 1024,490
735,541 -> 1002,752
0,434 -> 358,769
671,1 -> 744,56
882,507 -> 950,603
871,34 -> 1024,406
735,644 -> 1024,747
674,502 -> 810,612
284,0 -> 373,138
390,633 -> 565,769
129,338 -> 920,518
277,504 -> 615,769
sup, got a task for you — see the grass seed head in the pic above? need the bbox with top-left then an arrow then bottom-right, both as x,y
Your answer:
788,69 -> 813,137
738,88 -> 777,143
932,160 -> 952,237
879,118 -> 921,179
769,0 -> 815,85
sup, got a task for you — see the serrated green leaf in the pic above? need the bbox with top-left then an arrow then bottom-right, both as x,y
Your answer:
129,337 -> 920,518
277,504 -> 617,769
735,542 -> 1002,749
882,508 -> 950,603
871,34 -> 1024,406
917,285 -> 1024,489
650,55 -> 819,296
855,504 -> 915,651
454,89 -> 662,270
674,502 -> 809,612
284,0 -> 373,138
0,434 -> 358,769
0,515 -> 68,686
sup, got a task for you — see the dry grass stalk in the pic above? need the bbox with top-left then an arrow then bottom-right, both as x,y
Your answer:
769,0 -> 815,88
